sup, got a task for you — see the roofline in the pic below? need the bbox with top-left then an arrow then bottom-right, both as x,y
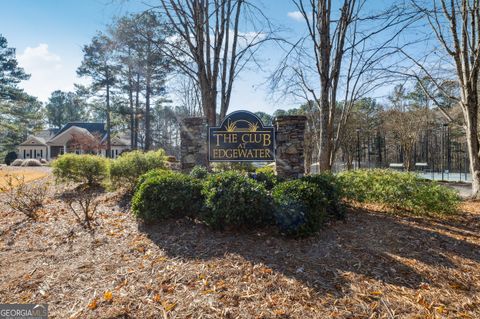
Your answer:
47,126 -> 94,145
20,135 -> 47,146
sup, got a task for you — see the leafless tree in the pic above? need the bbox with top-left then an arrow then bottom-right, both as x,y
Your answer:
157,0 -> 275,125
68,132 -> 105,154
271,0 -> 419,171
401,0 -> 480,198
62,184 -> 104,230
173,75 -> 203,117
383,85 -> 430,171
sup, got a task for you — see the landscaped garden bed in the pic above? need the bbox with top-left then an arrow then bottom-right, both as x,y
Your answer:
0,154 -> 478,318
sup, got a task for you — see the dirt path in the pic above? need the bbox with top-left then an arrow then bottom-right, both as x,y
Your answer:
0,182 -> 479,318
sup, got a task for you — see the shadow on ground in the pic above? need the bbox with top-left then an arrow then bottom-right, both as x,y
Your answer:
138,207 -> 480,296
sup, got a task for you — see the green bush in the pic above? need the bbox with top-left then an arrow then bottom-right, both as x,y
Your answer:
110,149 -> 167,188
337,169 -> 460,215
301,173 -> 345,219
201,171 -> 273,230
189,165 -> 209,179
272,180 -> 330,237
4,151 -> 17,165
52,154 -> 109,186
250,171 -> 280,190
255,164 -> 275,175
135,168 -> 168,190
211,162 -> 256,173
132,171 -> 203,221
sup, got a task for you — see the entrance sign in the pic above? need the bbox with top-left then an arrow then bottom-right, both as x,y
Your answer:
209,111 -> 275,162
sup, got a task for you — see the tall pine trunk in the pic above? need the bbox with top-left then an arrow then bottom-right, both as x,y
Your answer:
128,66 -> 135,149
106,80 -> 112,158
134,73 -> 140,149
145,73 -> 151,151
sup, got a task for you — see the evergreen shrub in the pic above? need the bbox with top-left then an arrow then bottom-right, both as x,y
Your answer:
337,169 -> 460,215
201,171 -> 273,229
52,154 -> 109,186
132,171 -> 203,221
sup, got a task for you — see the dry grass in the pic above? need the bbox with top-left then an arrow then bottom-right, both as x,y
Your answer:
0,167 -> 50,189
0,180 -> 479,318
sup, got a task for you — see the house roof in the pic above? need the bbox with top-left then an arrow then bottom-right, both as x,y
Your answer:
48,126 -> 94,145
111,136 -> 130,146
20,135 -> 48,146
53,122 -> 106,138
35,128 -> 59,140
20,122 -> 131,148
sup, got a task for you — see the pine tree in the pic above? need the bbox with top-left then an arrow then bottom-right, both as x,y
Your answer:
0,34 -> 30,101
77,33 -> 120,157
46,90 -> 86,128
110,12 -> 172,150
0,35 -> 42,160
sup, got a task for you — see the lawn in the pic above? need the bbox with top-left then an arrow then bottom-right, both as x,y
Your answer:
0,179 -> 479,318
0,167 -> 50,189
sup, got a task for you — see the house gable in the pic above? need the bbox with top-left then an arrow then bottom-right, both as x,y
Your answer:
47,126 -> 94,146
52,122 -> 106,139
20,135 -> 47,146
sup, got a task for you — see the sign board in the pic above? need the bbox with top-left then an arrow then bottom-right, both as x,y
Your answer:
209,111 -> 275,162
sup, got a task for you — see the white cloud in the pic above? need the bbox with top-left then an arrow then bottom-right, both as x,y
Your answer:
17,44 -> 83,102
287,11 -> 304,22
18,44 -> 62,70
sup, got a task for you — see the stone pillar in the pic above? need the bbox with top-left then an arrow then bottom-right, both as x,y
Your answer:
273,115 -> 307,179
180,117 -> 208,172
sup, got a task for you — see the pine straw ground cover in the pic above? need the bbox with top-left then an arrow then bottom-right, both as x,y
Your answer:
0,180 -> 479,318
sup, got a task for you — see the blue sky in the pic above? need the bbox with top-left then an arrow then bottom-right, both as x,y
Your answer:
1,0 -> 406,114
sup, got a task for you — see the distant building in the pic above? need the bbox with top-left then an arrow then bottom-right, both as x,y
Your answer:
17,122 -> 131,160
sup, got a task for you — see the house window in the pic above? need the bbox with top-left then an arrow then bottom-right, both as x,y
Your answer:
34,149 -> 37,158
40,149 -> 43,158
29,149 -> 32,158
23,150 -> 26,158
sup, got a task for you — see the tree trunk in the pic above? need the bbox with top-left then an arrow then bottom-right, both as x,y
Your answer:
105,81 -> 112,158
145,73 -> 151,151
128,69 -> 135,150
200,81 -> 216,126
347,153 -> 353,170
134,73 -> 140,149
465,107 -> 480,198
403,145 -> 413,172
376,132 -> 382,166
318,96 -> 332,171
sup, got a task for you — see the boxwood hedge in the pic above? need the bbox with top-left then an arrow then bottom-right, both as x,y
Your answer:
272,179 -> 330,237
201,171 -> 273,230
132,170 -> 203,221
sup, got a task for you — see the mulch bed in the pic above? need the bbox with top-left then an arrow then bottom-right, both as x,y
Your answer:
0,179 -> 479,318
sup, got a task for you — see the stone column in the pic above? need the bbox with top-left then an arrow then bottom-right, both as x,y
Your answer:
273,115 -> 307,179
180,117 -> 208,173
